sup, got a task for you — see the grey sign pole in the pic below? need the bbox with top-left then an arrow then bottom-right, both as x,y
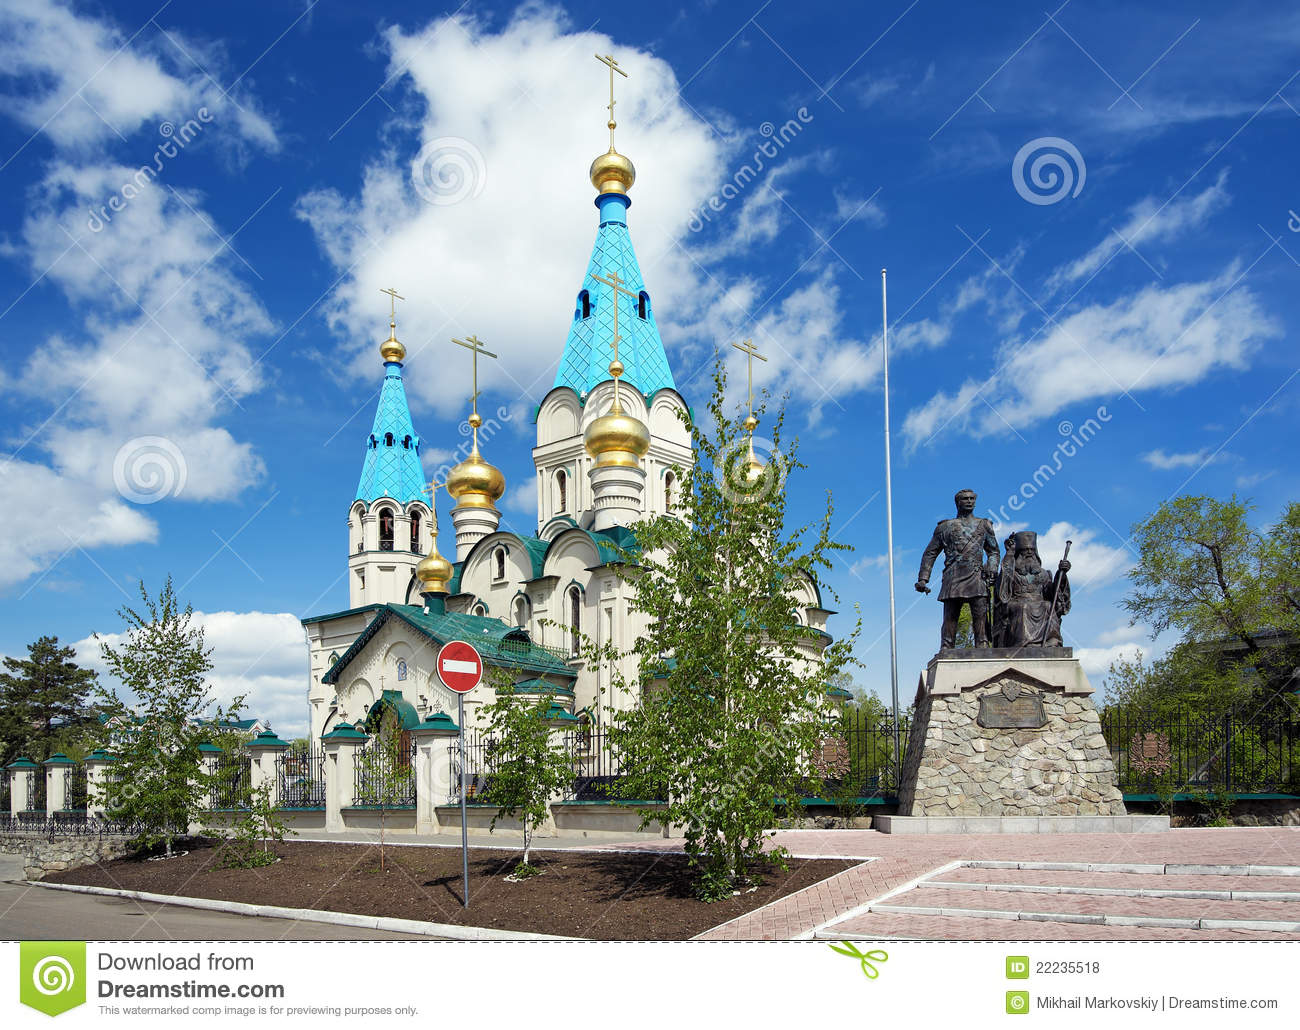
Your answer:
458,691 -> 468,908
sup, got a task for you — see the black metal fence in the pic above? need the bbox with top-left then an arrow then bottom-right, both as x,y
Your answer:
0,814 -> 151,838
208,750 -> 251,810
818,720 -> 911,800
275,747 -> 326,808
28,769 -> 47,813
1100,707 -> 1300,795
449,729 -> 501,804
63,766 -> 88,811
353,738 -> 416,807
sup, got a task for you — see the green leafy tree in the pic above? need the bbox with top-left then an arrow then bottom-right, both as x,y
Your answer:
478,676 -> 575,876
212,781 -> 293,869
94,577 -> 242,857
588,360 -> 861,900
1115,495 -> 1300,713
0,636 -> 98,764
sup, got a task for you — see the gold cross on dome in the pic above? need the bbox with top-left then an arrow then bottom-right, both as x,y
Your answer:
594,53 -> 628,148
380,287 -> 404,321
590,268 -> 639,406
731,338 -> 767,416
451,334 -> 497,420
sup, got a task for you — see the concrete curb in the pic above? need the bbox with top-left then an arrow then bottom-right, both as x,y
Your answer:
965,860 -> 1300,877
25,880 -> 581,941
689,858 -> 878,940
927,879 -> 1300,902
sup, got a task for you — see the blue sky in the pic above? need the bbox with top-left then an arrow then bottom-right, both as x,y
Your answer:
0,0 -> 1296,735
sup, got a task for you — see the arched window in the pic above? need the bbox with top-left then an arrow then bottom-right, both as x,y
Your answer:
578,290 -> 591,319
494,548 -> 506,580
513,596 -> 528,629
568,586 -> 581,655
664,471 -> 675,512
378,508 -> 394,551
402,435 -> 411,449
369,435 -> 377,449
473,602 -> 487,617
409,510 -> 421,552
396,659 -> 408,681
384,432 -> 394,447
638,291 -> 649,319
555,469 -> 568,513
328,651 -> 340,665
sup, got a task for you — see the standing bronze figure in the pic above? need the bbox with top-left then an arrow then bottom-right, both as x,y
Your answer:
916,488 -> 1000,649
992,531 -> 1072,647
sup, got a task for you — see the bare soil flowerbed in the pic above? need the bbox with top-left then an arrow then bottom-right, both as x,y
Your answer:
45,839 -> 856,940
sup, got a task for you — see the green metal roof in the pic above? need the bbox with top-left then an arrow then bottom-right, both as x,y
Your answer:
322,604 -> 575,685
301,603 -> 383,626
364,689 -> 421,732
507,678 -> 576,697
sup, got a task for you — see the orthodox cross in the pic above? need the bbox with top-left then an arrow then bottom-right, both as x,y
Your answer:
380,287 -> 404,328
451,334 -> 497,450
590,268 -> 638,407
731,338 -> 767,419
594,53 -> 628,149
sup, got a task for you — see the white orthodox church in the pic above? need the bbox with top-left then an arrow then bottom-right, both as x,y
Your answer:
303,110 -> 835,743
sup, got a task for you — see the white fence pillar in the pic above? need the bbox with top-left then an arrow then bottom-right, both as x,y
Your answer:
321,723 -> 368,833
246,731 -> 291,806
44,753 -> 73,816
411,712 -> 459,835
5,759 -> 35,816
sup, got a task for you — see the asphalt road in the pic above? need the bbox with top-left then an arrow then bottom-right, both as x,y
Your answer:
0,854 -> 427,941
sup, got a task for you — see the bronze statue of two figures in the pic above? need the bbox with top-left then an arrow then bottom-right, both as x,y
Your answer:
915,489 -> 1073,651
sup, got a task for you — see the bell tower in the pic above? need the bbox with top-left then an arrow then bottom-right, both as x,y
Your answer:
347,289 -> 431,606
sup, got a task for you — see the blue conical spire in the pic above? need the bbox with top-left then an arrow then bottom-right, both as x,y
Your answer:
554,193 -> 676,400
355,328 -> 425,505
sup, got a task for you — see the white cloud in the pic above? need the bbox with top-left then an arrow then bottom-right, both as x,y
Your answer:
297,7 -> 876,422
0,459 -> 156,589
0,0 -> 277,152
984,521 -> 1131,592
296,6 -> 722,418
1097,622 -> 1150,646
903,268 -> 1280,447
1047,171 -> 1231,291
1076,641 -> 1146,679
1140,448 -> 1219,470
75,610 -> 308,737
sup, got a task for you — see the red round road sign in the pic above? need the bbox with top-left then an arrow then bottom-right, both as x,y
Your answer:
436,640 -> 483,694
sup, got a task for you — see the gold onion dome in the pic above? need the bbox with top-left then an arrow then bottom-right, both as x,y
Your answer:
584,392 -> 650,467
415,530 -> 453,593
590,146 -> 635,195
379,320 -> 406,363
445,413 -> 505,508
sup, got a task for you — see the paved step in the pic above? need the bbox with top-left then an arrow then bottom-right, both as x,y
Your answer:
964,859 -> 1300,877
871,886 -> 1300,933
941,866 -> 1300,895
927,878 -> 1300,902
820,910 -> 1294,941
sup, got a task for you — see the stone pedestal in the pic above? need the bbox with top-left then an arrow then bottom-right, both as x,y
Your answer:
896,650 -> 1127,821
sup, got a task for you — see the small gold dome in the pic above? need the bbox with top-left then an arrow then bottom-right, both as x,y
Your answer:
445,448 -> 505,508
416,545 -> 453,592
589,147 -> 636,195
584,399 -> 650,467
380,324 -> 406,363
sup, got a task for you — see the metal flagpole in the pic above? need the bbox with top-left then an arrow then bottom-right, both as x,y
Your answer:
881,269 -> 902,793
458,693 -> 468,907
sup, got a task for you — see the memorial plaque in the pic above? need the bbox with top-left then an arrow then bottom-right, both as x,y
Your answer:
977,683 -> 1047,729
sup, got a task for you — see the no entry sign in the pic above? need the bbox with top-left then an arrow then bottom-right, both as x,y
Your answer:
436,640 -> 483,694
